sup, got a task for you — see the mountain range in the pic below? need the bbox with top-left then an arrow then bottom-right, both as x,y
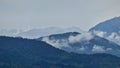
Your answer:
1,16 -> 120,67
0,36 -> 120,68
0,27 -> 83,39
39,32 -> 120,57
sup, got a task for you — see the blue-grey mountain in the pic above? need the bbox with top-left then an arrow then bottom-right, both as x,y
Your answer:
39,32 -> 120,57
0,36 -> 120,68
89,17 -> 120,45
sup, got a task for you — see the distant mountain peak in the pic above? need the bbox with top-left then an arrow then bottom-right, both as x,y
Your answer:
89,16 -> 120,45
89,16 -> 120,33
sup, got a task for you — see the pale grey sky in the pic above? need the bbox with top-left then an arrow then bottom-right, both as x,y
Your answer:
0,0 -> 120,30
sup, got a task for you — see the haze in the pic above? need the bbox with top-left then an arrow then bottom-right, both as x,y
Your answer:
0,0 -> 120,30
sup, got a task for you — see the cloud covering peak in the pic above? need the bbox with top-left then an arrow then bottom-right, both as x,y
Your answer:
69,32 -> 94,43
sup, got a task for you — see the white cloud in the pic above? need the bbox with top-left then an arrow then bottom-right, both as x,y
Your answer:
107,32 -> 120,45
92,30 -> 106,37
106,48 -> 112,51
41,32 -> 114,54
42,37 -> 70,49
92,45 -> 113,52
92,30 -> 120,45
92,45 -> 105,52
68,32 -> 94,43
79,46 -> 85,51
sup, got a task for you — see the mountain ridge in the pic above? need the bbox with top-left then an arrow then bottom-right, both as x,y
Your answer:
89,16 -> 120,33
38,32 -> 120,57
89,16 -> 120,45
0,36 -> 120,68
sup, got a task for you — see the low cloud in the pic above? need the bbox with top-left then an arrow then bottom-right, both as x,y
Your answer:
107,32 -> 120,45
92,30 -> 120,45
42,37 -> 70,49
79,46 -> 85,51
41,32 -> 113,54
92,45 -> 105,52
92,44 -> 113,52
41,33 -> 92,53
68,32 -> 94,43
92,30 -> 106,37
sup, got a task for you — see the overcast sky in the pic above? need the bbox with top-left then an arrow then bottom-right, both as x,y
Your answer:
0,0 -> 120,31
